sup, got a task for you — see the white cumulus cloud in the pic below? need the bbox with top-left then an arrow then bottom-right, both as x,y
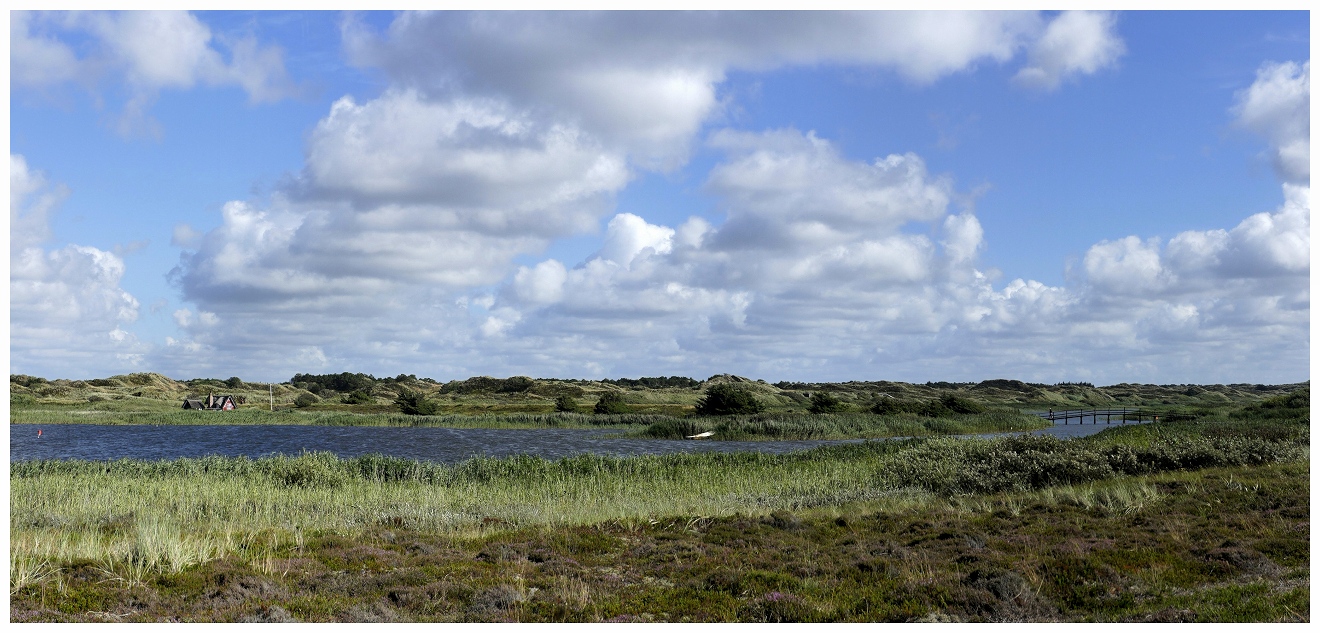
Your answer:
344,11 -> 1058,167
1233,60 -> 1309,184
1014,11 -> 1124,90
10,155 -> 146,377
11,10 -> 299,136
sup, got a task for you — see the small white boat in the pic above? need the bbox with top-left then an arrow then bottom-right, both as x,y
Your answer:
686,431 -> 715,439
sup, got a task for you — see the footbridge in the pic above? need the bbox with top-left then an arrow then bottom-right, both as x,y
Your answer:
1037,408 -> 1159,425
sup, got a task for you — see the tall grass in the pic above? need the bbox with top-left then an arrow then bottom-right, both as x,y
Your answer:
9,409 -> 667,429
639,411 -> 1048,440
12,422 -> 1305,589
10,408 -> 1049,441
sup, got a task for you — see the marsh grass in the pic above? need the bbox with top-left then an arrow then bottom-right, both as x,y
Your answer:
12,408 -> 1049,442
9,408 -> 666,429
12,420 -> 1305,596
640,410 -> 1048,440
12,460 -> 1307,622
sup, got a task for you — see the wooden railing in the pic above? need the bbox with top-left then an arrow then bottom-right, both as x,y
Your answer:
1036,408 -> 1158,425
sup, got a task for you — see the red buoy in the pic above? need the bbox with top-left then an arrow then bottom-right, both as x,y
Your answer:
37,429 -> 42,437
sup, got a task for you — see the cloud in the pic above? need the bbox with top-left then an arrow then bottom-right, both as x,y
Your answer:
141,13 -> 1297,383
1083,236 -> 1170,295
10,155 -> 146,377
484,127 -> 1306,383
491,130 -> 978,360
596,213 -> 675,267
344,11 -> 1051,167
1233,60 -> 1309,184
512,260 -> 569,305
11,10 -> 299,136
171,89 -> 632,318
9,11 -> 82,87
171,223 -> 203,248
1166,183 -> 1310,280
1014,11 -> 1124,90
301,91 -> 628,217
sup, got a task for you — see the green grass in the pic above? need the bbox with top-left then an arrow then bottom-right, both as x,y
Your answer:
9,408 -> 665,429
10,460 -> 1308,622
639,410 -> 1049,440
10,408 -> 1051,441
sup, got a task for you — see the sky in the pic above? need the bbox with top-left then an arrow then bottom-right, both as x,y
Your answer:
7,10 -> 1312,385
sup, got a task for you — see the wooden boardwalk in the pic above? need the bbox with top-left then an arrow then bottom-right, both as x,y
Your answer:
1038,408 -> 1157,425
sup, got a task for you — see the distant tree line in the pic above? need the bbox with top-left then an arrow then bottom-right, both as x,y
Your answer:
439,376 -> 536,394
554,376 -> 700,389
290,372 -> 432,395
871,394 -> 986,417
600,376 -> 701,389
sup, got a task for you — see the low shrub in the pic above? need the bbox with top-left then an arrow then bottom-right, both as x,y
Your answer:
870,394 -> 985,417
808,392 -> 849,414
395,389 -> 439,416
294,393 -> 319,408
10,393 -> 37,406
594,391 -> 630,414
695,384 -> 764,415
499,376 -> 536,393
883,432 -> 1305,496
1232,389 -> 1309,421
554,395 -> 579,413
342,390 -> 374,405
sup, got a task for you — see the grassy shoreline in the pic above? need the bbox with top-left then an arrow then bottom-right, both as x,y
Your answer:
10,409 -> 1051,442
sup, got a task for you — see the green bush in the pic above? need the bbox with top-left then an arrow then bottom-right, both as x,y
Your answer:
499,376 -> 536,393
881,432 -> 1305,496
291,372 -> 377,394
342,390 -> 374,405
294,393 -> 319,408
807,391 -> 849,414
594,391 -> 630,414
870,397 -> 920,415
394,389 -> 439,415
10,392 -> 36,406
695,384 -> 764,415
1233,389 -> 1309,421
870,394 -> 984,417
554,394 -> 579,413
937,394 -> 986,414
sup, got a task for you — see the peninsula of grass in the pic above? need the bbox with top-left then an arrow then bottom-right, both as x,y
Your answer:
11,389 -> 1309,622
10,408 -> 1050,442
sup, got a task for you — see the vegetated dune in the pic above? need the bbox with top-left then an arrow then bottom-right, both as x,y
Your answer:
10,371 -> 1305,418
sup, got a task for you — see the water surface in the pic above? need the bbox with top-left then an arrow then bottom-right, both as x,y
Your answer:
10,419 -> 1140,464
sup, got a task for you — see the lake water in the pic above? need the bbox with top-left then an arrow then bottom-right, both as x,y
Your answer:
9,420 -> 1141,464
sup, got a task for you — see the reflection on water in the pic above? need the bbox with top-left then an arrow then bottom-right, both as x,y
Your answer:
10,419 -> 1144,464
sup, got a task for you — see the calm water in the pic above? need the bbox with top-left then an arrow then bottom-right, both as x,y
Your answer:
9,420 -> 1140,464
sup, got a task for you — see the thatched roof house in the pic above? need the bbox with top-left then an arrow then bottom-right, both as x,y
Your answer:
182,394 -> 237,410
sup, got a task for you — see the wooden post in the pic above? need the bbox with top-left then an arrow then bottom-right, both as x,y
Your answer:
270,383 -> 274,412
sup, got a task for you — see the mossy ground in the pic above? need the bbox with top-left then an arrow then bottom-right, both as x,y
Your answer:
11,462 -> 1307,623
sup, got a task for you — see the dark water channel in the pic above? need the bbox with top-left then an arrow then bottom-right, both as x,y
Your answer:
10,420 -> 1139,464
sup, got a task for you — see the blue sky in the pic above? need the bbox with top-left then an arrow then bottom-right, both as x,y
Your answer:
9,10 -> 1311,385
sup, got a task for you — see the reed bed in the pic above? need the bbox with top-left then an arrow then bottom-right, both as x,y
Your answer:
639,410 -> 1048,440
10,408 -> 1049,441
9,409 -> 666,429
